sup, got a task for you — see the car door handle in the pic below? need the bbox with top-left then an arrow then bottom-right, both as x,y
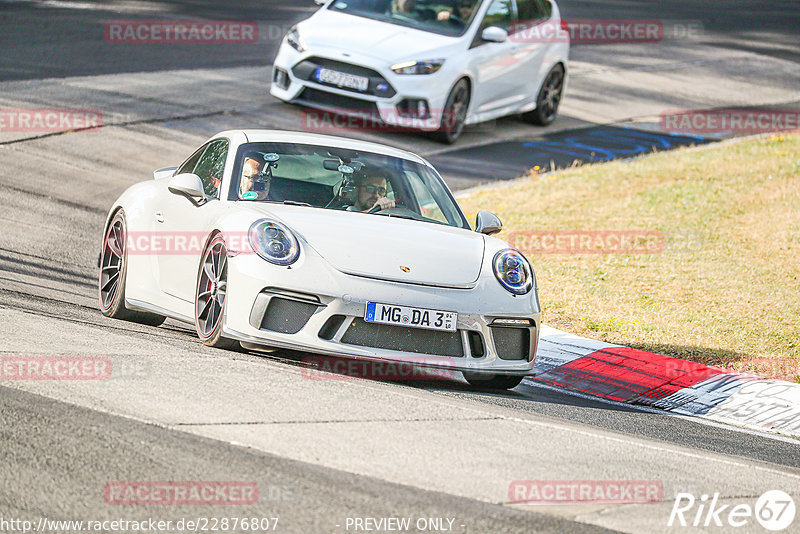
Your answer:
155,212 -> 164,223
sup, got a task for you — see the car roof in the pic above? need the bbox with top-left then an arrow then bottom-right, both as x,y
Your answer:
213,129 -> 429,166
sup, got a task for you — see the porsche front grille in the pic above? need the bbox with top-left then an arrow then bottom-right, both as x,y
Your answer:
341,318 -> 464,357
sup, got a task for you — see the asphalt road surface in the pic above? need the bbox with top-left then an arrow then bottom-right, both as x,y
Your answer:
1,1 -> 799,533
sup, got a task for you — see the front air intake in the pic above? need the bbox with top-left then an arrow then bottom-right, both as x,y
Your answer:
260,297 -> 318,334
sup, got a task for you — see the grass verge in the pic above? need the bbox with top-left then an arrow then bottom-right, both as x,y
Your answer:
458,133 -> 800,380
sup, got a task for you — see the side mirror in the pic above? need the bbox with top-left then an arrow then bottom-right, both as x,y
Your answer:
481,26 -> 508,43
475,210 -> 502,235
168,173 -> 206,201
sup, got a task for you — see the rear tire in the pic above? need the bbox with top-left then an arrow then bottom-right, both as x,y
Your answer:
195,234 -> 241,351
462,372 -> 525,390
99,210 -> 166,327
522,64 -> 565,126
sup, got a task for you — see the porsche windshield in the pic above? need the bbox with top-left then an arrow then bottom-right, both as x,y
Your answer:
229,142 -> 470,229
327,0 -> 482,37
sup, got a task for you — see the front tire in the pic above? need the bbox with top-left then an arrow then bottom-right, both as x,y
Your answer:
98,210 -> 166,326
195,234 -> 240,350
432,78 -> 470,144
522,64 -> 565,126
462,372 -> 525,390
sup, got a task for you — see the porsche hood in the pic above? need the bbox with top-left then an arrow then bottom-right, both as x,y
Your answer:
258,206 -> 485,288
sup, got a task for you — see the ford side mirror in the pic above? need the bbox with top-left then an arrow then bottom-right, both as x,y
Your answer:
475,210 -> 502,235
482,26 -> 508,43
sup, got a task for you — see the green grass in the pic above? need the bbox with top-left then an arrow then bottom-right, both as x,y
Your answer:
458,133 -> 800,379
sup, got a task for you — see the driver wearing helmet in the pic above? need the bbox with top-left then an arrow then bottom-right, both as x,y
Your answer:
349,174 -> 396,212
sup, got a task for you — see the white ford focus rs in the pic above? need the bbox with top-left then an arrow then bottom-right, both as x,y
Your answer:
99,130 -> 540,389
270,0 -> 569,143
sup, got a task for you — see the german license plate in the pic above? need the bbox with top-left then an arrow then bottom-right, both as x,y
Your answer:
316,68 -> 369,91
365,302 -> 457,332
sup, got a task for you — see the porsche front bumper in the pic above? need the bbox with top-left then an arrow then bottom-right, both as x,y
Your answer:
223,253 -> 540,374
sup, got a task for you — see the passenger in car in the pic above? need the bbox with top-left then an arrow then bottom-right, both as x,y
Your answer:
391,0 -> 417,16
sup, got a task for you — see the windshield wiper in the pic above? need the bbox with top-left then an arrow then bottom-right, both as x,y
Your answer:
282,200 -> 313,207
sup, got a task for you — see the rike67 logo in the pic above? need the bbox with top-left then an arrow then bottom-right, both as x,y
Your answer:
669,490 -> 795,531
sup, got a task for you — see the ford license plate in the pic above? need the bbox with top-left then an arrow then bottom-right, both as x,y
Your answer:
365,302 -> 457,332
315,68 -> 369,91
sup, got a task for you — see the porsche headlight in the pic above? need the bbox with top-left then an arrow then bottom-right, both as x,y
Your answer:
285,26 -> 306,53
390,59 -> 445,75
493,249 -> 533,295
248,219 -> 300,266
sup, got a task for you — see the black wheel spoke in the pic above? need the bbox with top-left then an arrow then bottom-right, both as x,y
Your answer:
101,271 -> 119,293
208,299 -> 219,329
198,296 -> 213,322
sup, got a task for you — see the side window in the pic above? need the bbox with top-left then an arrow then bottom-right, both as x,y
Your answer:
192,139 -> 228,197
479,0 -> 515,31
177,145 -> 205,176
515,0 -> 551,26
401,170 -> 461,226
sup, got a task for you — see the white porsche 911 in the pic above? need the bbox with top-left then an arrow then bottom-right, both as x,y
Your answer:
99,130 -> 540,389
270,0 -> 569,143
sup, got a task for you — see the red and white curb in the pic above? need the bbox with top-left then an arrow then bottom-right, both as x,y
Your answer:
527,326 -> 800,438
